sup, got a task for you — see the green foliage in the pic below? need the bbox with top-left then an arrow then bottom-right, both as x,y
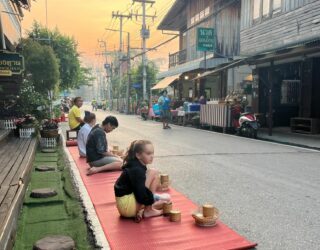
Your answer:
22,39 -> 60,94
16,79 -> 50,119
27,22 -> 95,91
130,60 -> 158,99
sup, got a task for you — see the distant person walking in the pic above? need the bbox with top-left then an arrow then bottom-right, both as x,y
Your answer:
91,99 -> 97,111
158,90 -> 171,129
69,97 -> 84,131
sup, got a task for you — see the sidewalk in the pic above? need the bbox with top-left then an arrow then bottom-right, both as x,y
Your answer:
258,127 -> 320,150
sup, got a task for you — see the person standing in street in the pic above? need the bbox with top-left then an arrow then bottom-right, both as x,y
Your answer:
77,112 -> 96,158
68,96 -> 84,131
158,90 -> 171,129
86,116 -> 123,175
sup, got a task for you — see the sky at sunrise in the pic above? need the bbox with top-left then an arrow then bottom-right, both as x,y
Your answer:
22,0 -> 178,71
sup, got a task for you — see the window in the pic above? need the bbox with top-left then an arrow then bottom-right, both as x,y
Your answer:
253,0 -> 261,20
191,17 -> 195,25
199,10 -> 205,19
273,0 -> 281,13
205,7 -> 210,16
195,13 -> 199,22
263,0 -> 270,16
281,80 -> 300,105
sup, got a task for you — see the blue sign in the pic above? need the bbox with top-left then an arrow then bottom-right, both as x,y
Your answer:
132,83 -> 142,89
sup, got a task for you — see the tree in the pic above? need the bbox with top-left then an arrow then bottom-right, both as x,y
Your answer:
130,60 -> 158,100
22,39 -> 59,94
27,22 -> 94,91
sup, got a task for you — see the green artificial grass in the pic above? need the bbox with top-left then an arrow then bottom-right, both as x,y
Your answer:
36,152 -> 59,157
33,161 -> 58,168
34,155 -> 59,162
14,147 -> 93,250
24,172 -> 64,205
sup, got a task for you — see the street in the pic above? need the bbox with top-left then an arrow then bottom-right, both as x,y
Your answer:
94,108 -> 320,250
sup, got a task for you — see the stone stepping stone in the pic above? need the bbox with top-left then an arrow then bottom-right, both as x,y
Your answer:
35,166 -> 56,172
30,188 -> 57,198
33,235 -> 75,250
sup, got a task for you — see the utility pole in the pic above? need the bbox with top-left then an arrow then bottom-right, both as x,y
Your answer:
126,32 -> 131,114
132,0 -> 156,102
98,39 -> 108,101
112,12 -> 131,111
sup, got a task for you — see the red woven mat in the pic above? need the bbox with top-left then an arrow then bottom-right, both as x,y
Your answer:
68,147 -> 257,250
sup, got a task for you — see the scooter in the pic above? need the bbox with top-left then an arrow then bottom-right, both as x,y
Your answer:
232,106 -> 259,139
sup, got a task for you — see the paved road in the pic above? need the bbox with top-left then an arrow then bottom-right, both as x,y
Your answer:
93,108 -> 320,250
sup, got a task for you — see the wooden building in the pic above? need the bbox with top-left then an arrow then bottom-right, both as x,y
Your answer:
240,0 -> 320,133
0,0 -> 29,118
155,0 -> 248,101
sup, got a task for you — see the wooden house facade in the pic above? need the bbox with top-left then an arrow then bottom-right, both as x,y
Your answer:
240,0 -> 320,133
0,0 -> 29,118
156,0 -> 248,101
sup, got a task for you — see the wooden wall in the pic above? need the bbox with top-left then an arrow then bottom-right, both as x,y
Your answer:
184,0 -> 241,62
240,0 -> 320,55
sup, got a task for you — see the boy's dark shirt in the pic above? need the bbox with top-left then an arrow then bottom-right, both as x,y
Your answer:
86,125 -> 108,163
114,159 -> 154,206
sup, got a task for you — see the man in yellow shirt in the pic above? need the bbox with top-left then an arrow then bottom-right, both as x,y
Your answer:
69,97 -> 84,130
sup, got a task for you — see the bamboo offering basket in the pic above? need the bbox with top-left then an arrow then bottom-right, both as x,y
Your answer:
192,205 -> 219,227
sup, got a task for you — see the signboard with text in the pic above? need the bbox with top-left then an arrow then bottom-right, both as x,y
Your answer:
196,27 -> 215,52
0,51 -> 24,76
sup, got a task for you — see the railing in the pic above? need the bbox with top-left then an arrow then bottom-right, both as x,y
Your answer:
169,49 -> 187,68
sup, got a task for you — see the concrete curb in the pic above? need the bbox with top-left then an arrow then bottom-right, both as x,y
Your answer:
61,133 -> 110,250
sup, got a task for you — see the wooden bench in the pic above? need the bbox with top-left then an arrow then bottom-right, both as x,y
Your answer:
0,135 -> 37,250
290,117 -> 320,134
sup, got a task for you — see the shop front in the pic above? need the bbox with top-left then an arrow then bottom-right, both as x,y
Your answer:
250,43 -> 320,135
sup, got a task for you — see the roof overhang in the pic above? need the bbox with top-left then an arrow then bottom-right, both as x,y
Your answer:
195,38 -> 320,79
157,0 -> 187,31
151,74 -> 181,90
157,57 -> 229,79
194,59 -> 247,80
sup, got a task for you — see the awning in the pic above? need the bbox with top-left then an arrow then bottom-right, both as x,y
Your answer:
193,58 -> 247,80
151,74 -> 180,90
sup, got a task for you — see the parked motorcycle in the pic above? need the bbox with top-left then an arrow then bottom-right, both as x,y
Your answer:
232,106 -> 259,139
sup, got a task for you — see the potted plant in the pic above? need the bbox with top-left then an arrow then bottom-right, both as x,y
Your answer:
40,119 -> 59,138
14,114 -> 38,138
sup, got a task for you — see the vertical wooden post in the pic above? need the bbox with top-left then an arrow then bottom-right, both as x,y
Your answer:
268,61 -> 274,136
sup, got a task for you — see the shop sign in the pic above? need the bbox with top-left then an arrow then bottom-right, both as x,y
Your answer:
197,27 -> 215,52
0,51 -> 24,76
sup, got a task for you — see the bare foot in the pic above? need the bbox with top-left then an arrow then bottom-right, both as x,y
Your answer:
134,209 -> 144,223
87,167 -> 99,176
153,200 -> 166,210
143,208 -> 163,218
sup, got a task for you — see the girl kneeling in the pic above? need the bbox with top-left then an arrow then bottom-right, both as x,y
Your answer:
114,140 -> 170,221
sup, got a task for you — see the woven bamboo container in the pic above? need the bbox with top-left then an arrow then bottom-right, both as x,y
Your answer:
192,207 -> 219,227
160,174 -> 169,184
169,210 -> 181,222
202,204 -> 214,218
163,202 -> 172,215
